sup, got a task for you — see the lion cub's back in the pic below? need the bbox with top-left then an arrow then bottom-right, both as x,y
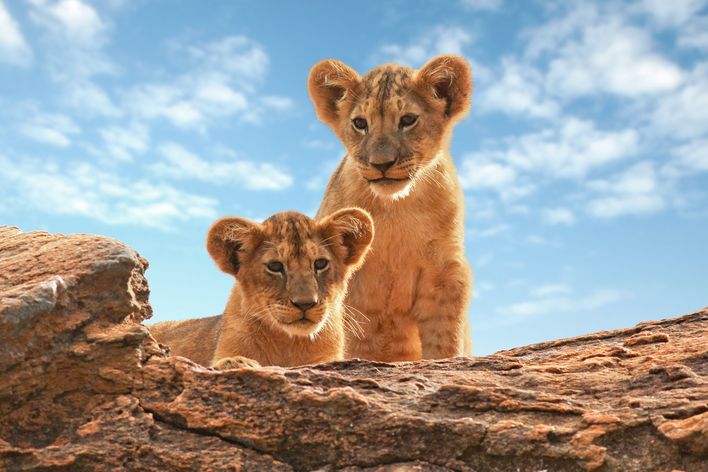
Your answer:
148,315 -> 222,366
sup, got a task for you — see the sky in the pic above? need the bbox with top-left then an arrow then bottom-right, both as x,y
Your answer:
1,0 -> 707,355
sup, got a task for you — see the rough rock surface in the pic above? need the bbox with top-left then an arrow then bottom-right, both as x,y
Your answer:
1,226 -> 706,471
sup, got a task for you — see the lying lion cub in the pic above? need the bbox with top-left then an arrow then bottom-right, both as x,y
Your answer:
149,209 -> 374,368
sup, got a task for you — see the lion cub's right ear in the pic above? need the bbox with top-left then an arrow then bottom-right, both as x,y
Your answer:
206,217 -> 263,277
318,208 -> 374,270
308,59 -> 362,130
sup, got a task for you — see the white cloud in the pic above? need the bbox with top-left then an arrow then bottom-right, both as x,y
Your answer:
678,16 -> 708,51
461,0 -> 502,10
99,123 -> 149,161
0,154 -> 217,229
586,162 -> 666,218
544,19 -> 683,98
378,26 -> 473,67
185,35 -> 269,86
670,139 -> 708,172
66,80 -> 120,117
261,95 -> 294,111
542,207 -> 575,226
638,0 -> 706,27
505,119 -> 639,178
471,223 -> 511,239
473,281 -> 496,299
530,283 -> 571,298
459,159 -> 517,190
477,59 -> 559,119
28,0 -> 118,117
465,2 -> 708,223
467,118 -> 639,183
650,62 -> 708,140
125,36 -> 289,130
29,0 -> 106,45
500,286 -> 622,317
20,112 -> 80,147
0,2 -> 33,66
302,138 -> 336,150
154,142 -> 293,191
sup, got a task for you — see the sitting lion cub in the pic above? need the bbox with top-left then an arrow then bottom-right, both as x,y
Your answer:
308,55 -> 474,361
149,209 -> 374,368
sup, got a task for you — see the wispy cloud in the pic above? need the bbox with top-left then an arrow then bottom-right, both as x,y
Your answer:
637,0 -> 706,28
542,208 -> 575,226
0,2 -> 33,66
28,0 -> 107,45
377,25 -> 473,67
462,118 -> 639,187
99,123 -> 149,162
461,0 -> 503,11
0,154 -> 217,229
471,223 -> 511,239
125,35 -> 290,130
465,1 -> 708,228
28,0 -> 119,117
648,61 -> 708,140
19,111 -> 80,147
586,162 -> 666,218
153,142 -> 293,191
499,285 -> 623,318
477,58 -> 559,119
541,16 -> 683,99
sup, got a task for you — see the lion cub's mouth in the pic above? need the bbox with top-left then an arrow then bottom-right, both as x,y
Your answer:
367,177 -> 410,184
284,318 -> 315,326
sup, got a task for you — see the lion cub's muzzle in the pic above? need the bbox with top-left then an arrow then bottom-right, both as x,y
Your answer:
277,293 -> 327,336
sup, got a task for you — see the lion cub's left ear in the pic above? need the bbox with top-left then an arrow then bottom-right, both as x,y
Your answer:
318,208 -> 374,269
415,55 -> 472,123
206,217 -> 263,277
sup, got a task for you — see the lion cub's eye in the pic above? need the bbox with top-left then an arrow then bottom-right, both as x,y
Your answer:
399,114 -> 418,128
266,261 -> 285,274
352,117 -> 368,132
314,258 -> 329,271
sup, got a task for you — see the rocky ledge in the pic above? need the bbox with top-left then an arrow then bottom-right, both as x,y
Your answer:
0,226 -> 706,471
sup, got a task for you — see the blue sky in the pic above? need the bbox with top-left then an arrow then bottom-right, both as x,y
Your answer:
1,0 -> 707,354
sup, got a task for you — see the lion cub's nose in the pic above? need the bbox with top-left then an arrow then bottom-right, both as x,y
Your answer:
290,298 -> 317,312
370,159 -> 396,173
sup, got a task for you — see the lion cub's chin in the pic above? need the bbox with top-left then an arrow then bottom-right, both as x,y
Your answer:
277,312 -> 328,338
368,179 -> 413,200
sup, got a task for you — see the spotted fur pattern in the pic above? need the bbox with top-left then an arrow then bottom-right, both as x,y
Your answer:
309,55 -> 473,361
150,209 -> 374,368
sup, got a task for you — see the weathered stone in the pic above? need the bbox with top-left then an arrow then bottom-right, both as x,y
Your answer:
1,226 -> 706,471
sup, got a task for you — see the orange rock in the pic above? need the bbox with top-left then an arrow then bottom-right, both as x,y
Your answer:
1,226 -> 707,471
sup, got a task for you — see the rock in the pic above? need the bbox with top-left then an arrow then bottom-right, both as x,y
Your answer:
1,226 -> 706,471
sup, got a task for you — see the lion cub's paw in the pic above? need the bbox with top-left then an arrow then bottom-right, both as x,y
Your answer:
211,356 -> 261,370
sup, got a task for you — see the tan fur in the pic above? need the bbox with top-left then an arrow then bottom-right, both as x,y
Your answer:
308,55 -> 474,361
149,209 -> 374,368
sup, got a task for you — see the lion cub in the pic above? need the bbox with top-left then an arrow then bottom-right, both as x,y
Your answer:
308,55 -> 473,361
149,209 -> 374,368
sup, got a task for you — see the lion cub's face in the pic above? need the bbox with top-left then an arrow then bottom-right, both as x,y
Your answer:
308,55 -> 472,199
207,209 -> 373,337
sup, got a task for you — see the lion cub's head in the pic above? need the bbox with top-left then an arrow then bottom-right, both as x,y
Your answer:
207,209 -> 373,337
308,55 -> 472,199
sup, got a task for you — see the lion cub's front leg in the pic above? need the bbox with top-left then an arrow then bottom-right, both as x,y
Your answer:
413,258 -> 472,359
211,356 -> 262,370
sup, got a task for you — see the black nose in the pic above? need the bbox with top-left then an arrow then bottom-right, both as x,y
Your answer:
291,300 -> 317,312
371,160 -> 396,173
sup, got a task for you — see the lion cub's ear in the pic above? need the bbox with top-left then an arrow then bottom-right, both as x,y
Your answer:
206,217 -> 263,277
415,55 -> 472,123
308,59 -> 362,129
318,208 -> 374,269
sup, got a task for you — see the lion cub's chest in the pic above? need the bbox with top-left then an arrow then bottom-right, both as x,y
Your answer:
347,211 -> 431,316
